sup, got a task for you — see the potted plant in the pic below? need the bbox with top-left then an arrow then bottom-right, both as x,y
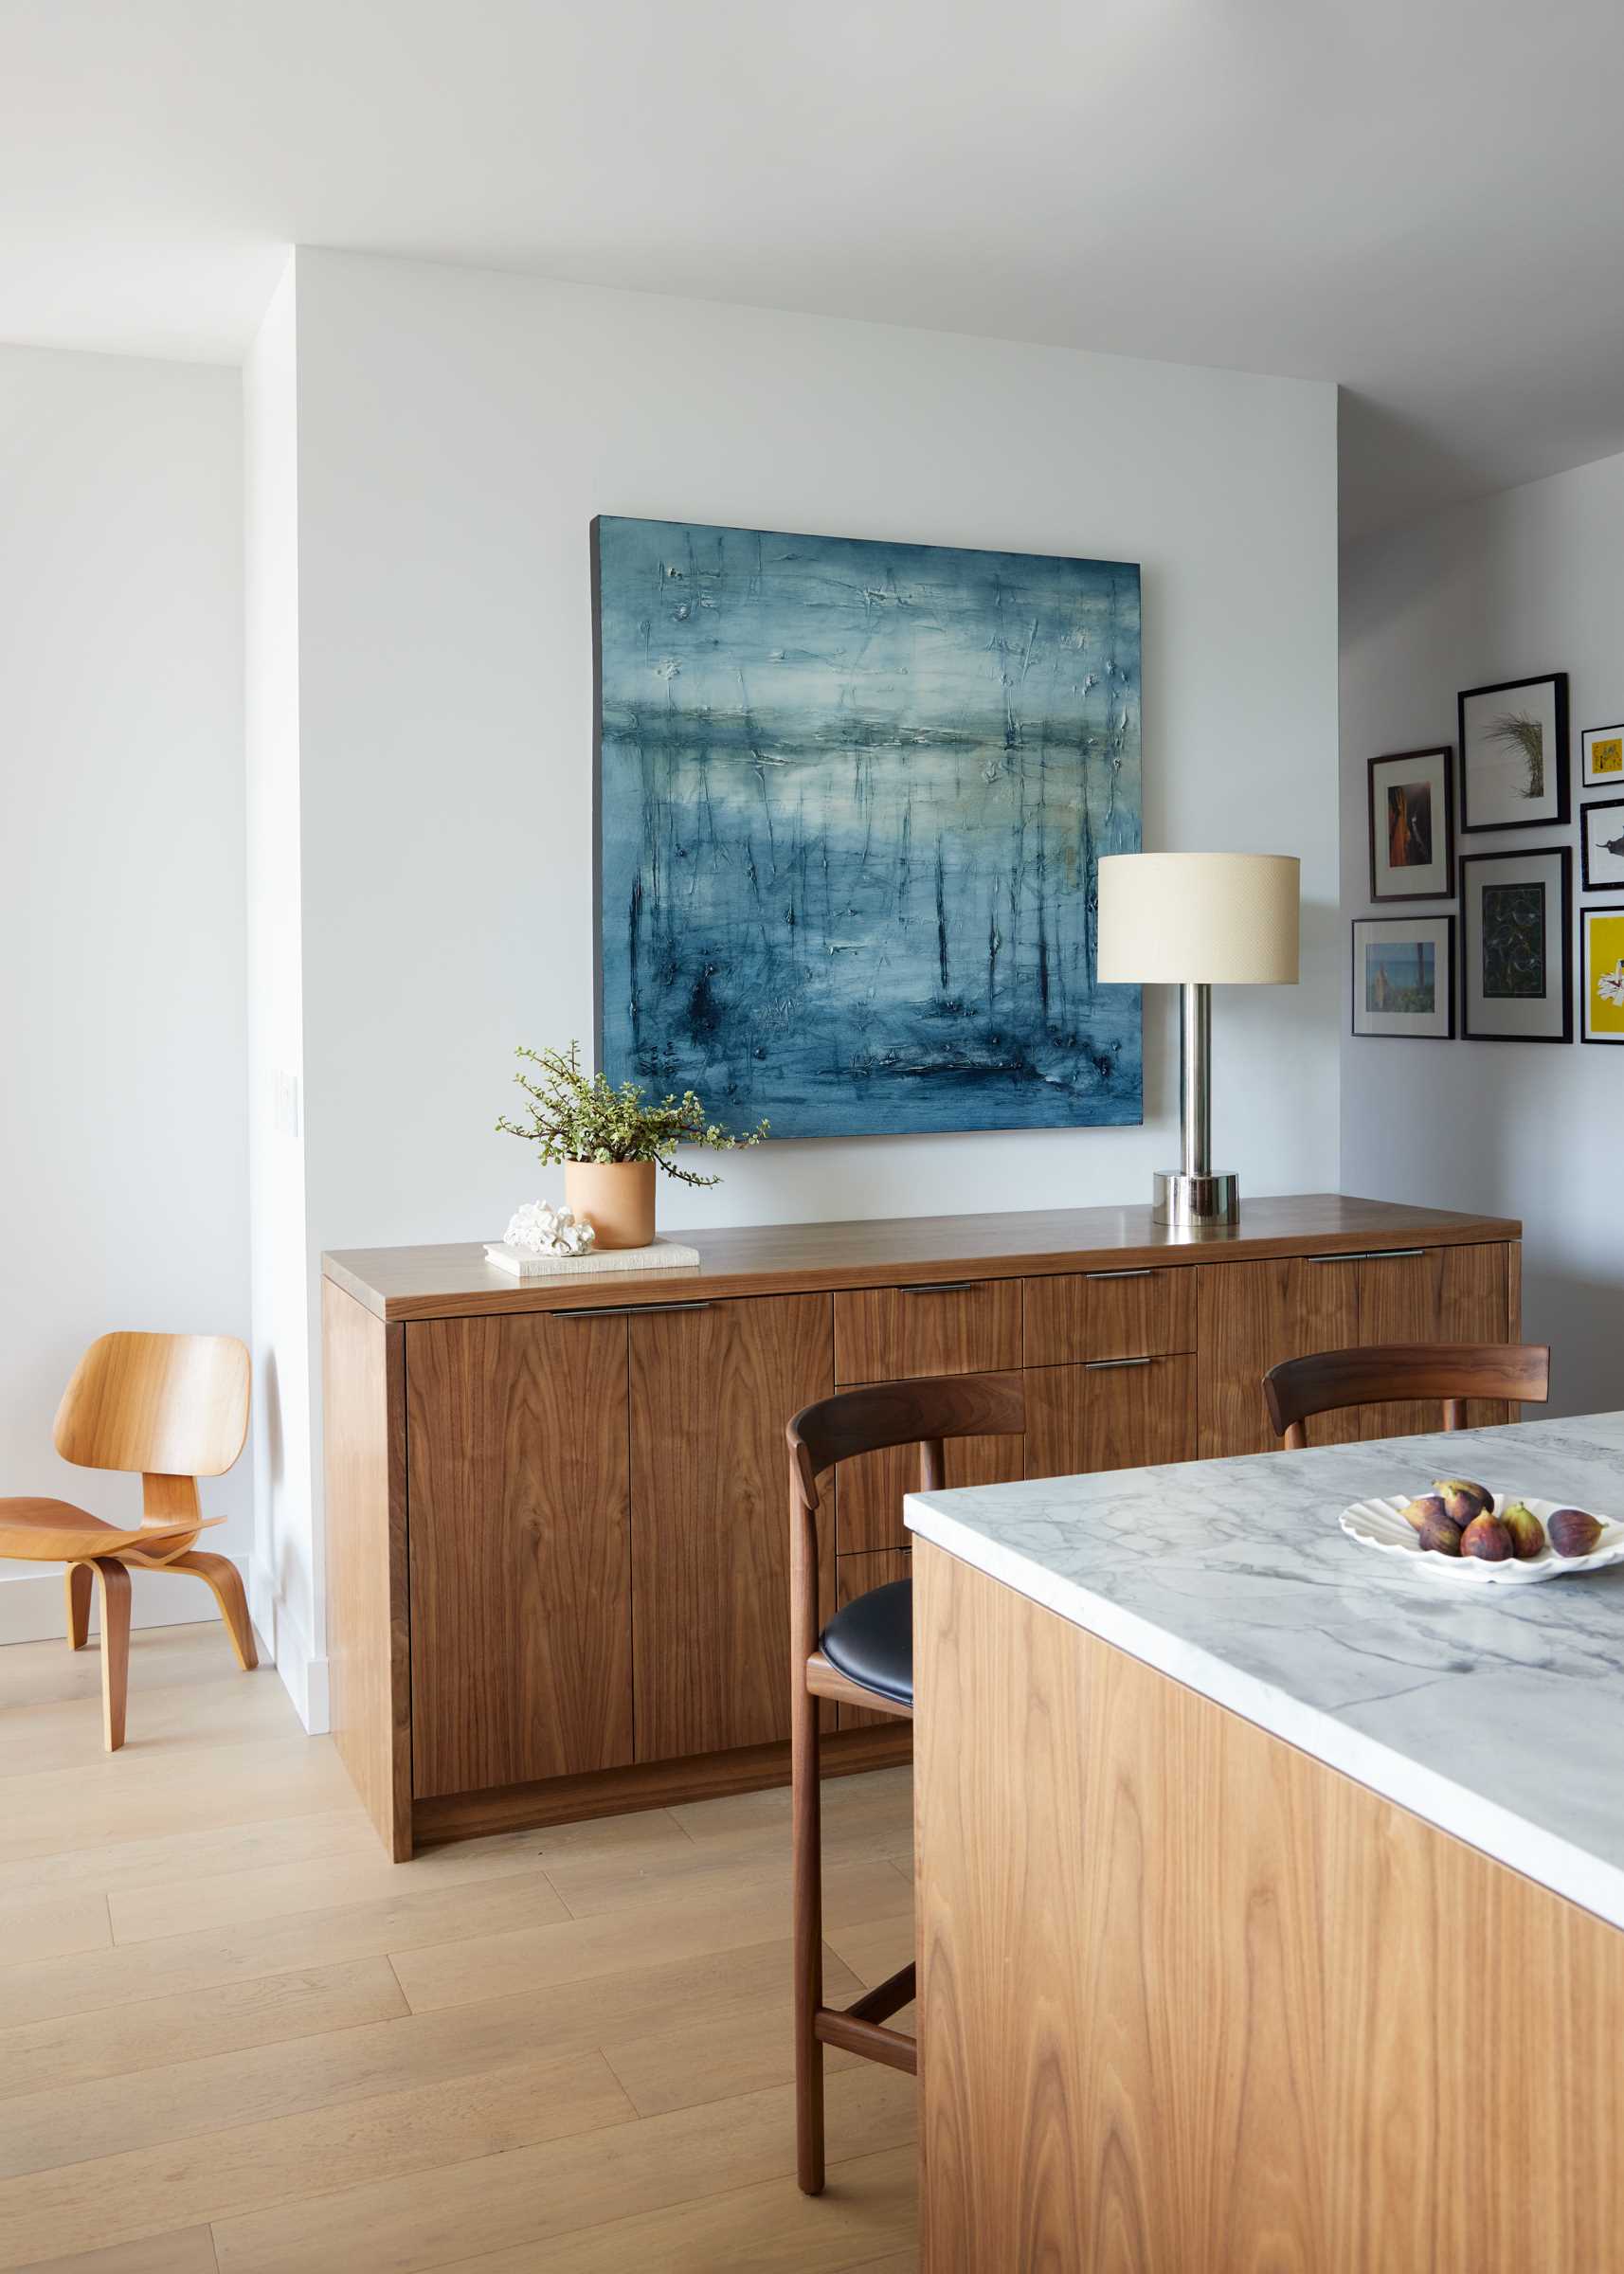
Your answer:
496,1042 -> 769,1249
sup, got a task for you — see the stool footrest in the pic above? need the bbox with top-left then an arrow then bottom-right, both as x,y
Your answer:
845,1961 -> 915,2027
814,1972 -> 918,2076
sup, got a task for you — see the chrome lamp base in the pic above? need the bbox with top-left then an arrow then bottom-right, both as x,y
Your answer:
1152,1168 -> 1240,1231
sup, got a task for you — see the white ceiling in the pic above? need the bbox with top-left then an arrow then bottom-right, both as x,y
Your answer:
5,0 -> 1624,538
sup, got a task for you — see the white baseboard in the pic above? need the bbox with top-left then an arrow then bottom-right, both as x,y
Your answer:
0,1556 -> 254,1648
248,1557 -> 330,1735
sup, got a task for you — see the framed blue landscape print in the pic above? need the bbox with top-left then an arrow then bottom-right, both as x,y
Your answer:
591,515 -> 1143,1141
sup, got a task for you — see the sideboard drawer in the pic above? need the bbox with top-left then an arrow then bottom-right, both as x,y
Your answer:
837,1395 -> 1026,1553
1025,1354 -> 1198,1479
834,1278 -> 1021,1385
1023,1267 -> 1195,1366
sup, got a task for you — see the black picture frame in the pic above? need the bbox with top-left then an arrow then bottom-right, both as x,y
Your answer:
1366,747 -> 1455,903
1350,915 -> 1456,1039
1579,797 -> 1624,895
1580,722 -> 1624,792
1580,906 -> 1624,1045
1460,848 -> 1574,1043
1457,672 -> 1570,833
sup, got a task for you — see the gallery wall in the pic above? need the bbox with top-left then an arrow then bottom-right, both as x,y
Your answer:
0,344 -> 250,1639
252,246 -> 1341,1725
1341,446 -> 1624,1417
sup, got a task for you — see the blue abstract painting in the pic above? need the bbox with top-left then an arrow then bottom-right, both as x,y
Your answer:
592,515 -> 1142,1141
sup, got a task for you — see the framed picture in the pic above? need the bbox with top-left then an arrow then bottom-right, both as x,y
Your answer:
1458,673 -> 1569,832
1366,747 -> 1454,901
1580,798 -> 1624,894
1460,847 -> 1573,1043
1351,915 -> 1455,1039
1581,722 -> 1624,789
1581,907 -> 1624,1044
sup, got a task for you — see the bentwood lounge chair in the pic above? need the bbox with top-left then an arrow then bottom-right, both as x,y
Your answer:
0,1332 -> 255,1749
785,1370 -> 1026,2196
1263,1340 -> 1551,1447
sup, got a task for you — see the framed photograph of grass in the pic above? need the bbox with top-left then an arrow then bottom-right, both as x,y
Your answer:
1460,847 -> 1573,1042
1581,906 -> 1624,1044
1367,746 -> 1454,901
1351,915 -> 1455,1039
1580,722 -> 1624,790
1458,673 -> 1569,832
1580,798 -> 1624,895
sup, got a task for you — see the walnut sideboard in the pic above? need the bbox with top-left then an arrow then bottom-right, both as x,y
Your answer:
321,1193 -> 1521,1857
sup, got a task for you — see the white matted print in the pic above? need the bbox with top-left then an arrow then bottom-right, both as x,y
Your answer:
1367,747 -> 1454,901
1458,673 -> 1569,831
1351,915 -> 1454,1039
1581,723 -> 1624,790
1580,799 -> 1624,894
1461,847 -> 1573,1043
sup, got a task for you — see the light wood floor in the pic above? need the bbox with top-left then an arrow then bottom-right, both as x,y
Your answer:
0,1623 -> 917,2274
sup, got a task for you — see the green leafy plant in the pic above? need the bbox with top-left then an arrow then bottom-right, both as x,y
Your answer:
496,1041 -> 769,1188
1487,711 -> 1545,800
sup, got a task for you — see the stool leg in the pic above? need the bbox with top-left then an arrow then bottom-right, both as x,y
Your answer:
64,1562 -> 93,1651
792,1675 -> 825,2194
92,1559 -> 132,1752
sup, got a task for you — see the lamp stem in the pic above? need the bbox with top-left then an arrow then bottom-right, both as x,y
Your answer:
1180,981 -> 1212,1181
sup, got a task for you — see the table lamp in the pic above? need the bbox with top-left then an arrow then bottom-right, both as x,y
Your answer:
1096,851 -> 1300,1231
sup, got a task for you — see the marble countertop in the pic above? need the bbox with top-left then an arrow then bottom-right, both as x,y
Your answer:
905,1413 -> 1624,1930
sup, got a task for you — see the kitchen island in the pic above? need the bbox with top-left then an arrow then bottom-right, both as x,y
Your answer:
905,1412 -> 1624,2272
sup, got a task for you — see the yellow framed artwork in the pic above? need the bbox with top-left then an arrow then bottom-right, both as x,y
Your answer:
1581,722 -> 1624,789
1581,907 -> 1624,1044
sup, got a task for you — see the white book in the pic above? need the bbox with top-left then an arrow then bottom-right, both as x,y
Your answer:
483,1238 -> 701,1280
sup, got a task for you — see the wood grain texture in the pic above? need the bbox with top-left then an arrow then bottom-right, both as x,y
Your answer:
325,1195 -> 1521,1322
323,1281 -> 412,1860
1021,1264 -> 1195,1365
837,1425 -> 1023,1556
52,1331 -> 250,1478
630,1294 -> 832,1760
1196,1241 -> 1513,1457
1264,1341 -> 1549,1447
1024,1354 -> 1197,1479
834,1279 -> 1021,1386
406,1310 -> 634,1799
913,1540 -> 1624,2274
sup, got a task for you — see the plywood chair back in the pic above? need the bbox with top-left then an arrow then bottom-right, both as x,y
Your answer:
1264,1341 -> 1551,1449
53,1331 -> 251,1537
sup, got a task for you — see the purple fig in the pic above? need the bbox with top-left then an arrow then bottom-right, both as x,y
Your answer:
1459,1513 -> 1513,1562
1501,1501 -> 1545,1561
1434,1477 -> 1492,1530
1549,1508 -> 1604,1559
1416,1514 -> 1463,1557
1400,1493 -> 1450,1533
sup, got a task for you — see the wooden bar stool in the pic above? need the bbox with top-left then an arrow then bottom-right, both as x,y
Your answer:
786,1370 -> 1025,2196
0,1332 -> 254,1749
1264,1340 -> 1551,1447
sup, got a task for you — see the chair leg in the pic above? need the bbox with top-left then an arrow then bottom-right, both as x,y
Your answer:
170,1549 -> 258,1670
92,1560 -> 132,1752
64,1562 -> 93,1651
791,1676 -> 825,2195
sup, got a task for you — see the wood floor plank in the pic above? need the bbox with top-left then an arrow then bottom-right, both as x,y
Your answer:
392,1856 -> 912,2013
670,1767 -> 914,1854
210,2065 -> 916,2274
0,1809 -> 373,1909
824,1913 -> 916,1994
0,1669 -> 293,1779
544,1818 -> 913,1921
0,2051 -> 631,2270
0,1868 -> 566,2028
429,2141 -> 916,2273
602,1985 -> 862,2117
12,2227 -> 219,2274
0,1891 -> 110,1966
0,1738 -> 355,1861
0,1621 -> 239,1708
0,1955 -> 407,2100
0,1939 -> 857,2181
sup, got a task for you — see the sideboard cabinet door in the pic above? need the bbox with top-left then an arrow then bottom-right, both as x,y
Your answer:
629,1293 -> 834,1760
405,1312 -> 633,1799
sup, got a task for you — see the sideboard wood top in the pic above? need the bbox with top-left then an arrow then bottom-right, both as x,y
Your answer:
323,1193 -> 1521,1323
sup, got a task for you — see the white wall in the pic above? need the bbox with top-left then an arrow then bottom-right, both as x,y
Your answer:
1341,451 -> 1624,1417
0,345 -> 250,1641
263,247 -> 1341,1723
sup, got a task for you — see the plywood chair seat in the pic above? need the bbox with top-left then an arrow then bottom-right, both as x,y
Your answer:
4,1332 -> 256,1750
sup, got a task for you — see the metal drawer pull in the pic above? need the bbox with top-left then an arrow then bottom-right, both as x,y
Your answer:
1084,1268 -> 1154,1281
899,1281 -> 982,1295
550,1300 -> 714,1317
1084,1354 -> 1156,1370
1306,1248 -> 1425,1265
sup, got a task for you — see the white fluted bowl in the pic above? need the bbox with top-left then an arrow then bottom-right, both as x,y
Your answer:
1340,1492 -> 1624,1585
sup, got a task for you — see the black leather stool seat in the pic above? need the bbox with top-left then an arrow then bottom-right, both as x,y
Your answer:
818,1578 -> 912,1707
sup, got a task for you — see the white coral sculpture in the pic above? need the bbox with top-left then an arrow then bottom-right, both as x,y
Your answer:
504,1200 -> 596,1257
1597,958 -> 1624,1009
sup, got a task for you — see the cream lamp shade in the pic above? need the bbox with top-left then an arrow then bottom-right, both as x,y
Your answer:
1095,853 -> 1300,986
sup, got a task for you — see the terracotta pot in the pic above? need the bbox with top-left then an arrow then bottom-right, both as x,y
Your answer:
565,1159 -> 657,1250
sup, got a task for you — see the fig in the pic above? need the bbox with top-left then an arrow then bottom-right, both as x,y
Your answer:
1549,1507 -> 1604,1559
1400,1493 -> 1450,1533
1434,1477 -> 1492,1530
1501,1501 -> 1546,1561
1416,1514 -> 1463,1557
1459,1513 -> 1513,1562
